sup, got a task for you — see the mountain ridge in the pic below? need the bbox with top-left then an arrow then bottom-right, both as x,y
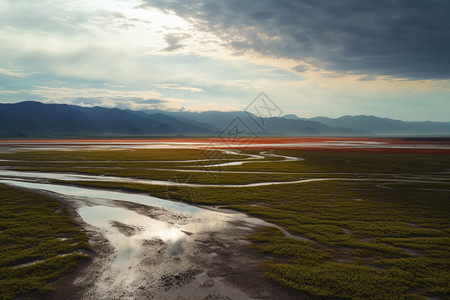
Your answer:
0,101 -> 448,137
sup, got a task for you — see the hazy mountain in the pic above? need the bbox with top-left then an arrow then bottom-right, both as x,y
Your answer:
143,109 -> 249,131
282,114 -> 302,120
311,115 -> 450,135
0,101 -> 210,137
1,102 -> 448,137
143,109 -> 363,136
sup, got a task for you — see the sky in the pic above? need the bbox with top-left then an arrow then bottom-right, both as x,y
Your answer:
0,0 -> 449,121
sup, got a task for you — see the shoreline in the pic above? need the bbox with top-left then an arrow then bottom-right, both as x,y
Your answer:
1,137 -> 449,155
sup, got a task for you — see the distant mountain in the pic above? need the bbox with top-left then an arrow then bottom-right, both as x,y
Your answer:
143,109 -> 247,131
0,102 -> 448,137
311,115 -> 450,136
143,109 -> 363,136
0,101 -> 210,137
282,114 -> 301,120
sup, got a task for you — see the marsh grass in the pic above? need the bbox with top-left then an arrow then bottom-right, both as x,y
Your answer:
0,185 -> 89,300
0,148 -> 449,299
7,166 -> 303,185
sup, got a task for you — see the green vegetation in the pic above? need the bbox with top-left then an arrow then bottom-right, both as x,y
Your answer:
0,148 -> 449,299
0,148 -> 247,163
236,181 -> 449,299
8,165 -> 304,185
0,185 -> 89,300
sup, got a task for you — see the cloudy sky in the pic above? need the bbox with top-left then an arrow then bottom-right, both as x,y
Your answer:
0,0 -> 449,121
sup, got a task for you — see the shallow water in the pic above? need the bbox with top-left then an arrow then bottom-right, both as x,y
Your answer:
2,141 -> 448,298
0,145 -> 447,264
0,169 -> 447,190
0,178 -> 278,267
78,205 -> 187,265
0,178 -> 274,227
2,140 -> 450,153
0,179 -> 201,213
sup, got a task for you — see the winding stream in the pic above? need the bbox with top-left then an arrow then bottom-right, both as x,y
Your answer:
0,169 -> 447,188
0,143 -> 449,298
0,178 -> 293,298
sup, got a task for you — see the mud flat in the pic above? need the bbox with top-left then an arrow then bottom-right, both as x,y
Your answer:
1,180 -> 301,300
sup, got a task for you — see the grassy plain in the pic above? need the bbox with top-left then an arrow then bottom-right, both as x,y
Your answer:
0,147 -> 449,299
0,185 -> 89,300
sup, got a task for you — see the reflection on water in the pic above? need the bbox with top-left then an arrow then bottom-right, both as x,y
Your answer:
0,178 -> 201,213
166,240 -> 185,256
0,178 -> 277,268
79,205 -> 186,265
200,161 -> 247,167
2,140 -> 449,152
1,169 -> 447,190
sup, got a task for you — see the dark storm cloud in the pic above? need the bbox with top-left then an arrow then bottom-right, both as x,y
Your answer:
140,0 -> 450,80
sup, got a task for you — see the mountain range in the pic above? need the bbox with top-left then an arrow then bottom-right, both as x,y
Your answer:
0,101 -> 448,138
